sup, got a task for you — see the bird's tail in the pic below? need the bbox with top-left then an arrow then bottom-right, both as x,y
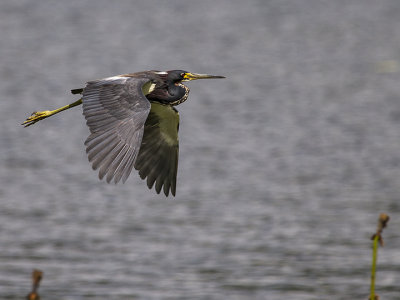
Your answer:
71,88 -> 84,95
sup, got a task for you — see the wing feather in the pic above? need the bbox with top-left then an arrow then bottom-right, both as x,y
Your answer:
98,141 -> 125,181
82,76 -> 152,183
134,102 -> 179,196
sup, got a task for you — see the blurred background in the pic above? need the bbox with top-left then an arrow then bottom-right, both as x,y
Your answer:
1,0 -> 400,299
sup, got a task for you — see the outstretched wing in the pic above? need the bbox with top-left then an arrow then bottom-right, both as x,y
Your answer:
135,102 -> 180,196
82,76 -> 154,184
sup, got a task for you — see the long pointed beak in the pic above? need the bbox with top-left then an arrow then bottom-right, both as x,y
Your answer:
183,72 -> 225,81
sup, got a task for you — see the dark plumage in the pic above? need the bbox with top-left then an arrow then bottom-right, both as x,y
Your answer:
23,70 -> 224,196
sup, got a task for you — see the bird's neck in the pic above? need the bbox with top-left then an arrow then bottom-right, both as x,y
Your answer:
168,83 -> 190,106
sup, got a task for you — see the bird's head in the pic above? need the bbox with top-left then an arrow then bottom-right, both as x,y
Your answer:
148,70 -> 224,106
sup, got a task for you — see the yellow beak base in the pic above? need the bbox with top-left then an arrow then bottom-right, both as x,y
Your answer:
182,72 -> 225,81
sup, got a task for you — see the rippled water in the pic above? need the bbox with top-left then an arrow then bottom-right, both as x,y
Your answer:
1,0 -> 400,299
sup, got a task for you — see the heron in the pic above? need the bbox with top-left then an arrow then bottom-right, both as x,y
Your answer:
22,70 -> 225,196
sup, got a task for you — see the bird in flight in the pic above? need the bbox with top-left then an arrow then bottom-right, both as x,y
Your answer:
22,70 -> 224,196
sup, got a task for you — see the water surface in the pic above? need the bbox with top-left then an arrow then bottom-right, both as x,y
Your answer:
1,1 -> 400,299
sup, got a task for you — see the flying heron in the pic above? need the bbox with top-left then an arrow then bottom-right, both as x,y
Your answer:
22,70 -> 225,196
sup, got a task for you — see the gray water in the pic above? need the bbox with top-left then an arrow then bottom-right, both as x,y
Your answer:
1,0 -> 400,299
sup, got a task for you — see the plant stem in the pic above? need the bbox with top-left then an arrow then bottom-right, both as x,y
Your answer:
370,233 -> 379,300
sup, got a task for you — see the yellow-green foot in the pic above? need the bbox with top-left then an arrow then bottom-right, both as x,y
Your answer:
22,111 -> 53,127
